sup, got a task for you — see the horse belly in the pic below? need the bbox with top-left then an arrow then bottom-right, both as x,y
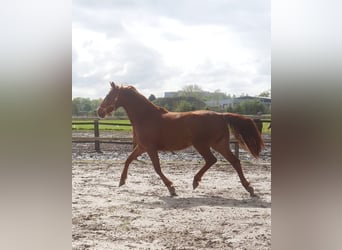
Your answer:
157,129 -> 192,151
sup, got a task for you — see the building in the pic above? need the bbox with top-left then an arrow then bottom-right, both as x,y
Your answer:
205,99 -> 235,109
234,96 -> 271,106
206,96 -> 271,110
164,91 -> 271,110
164,91 -> 178,98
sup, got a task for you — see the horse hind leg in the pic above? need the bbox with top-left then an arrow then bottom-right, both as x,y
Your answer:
147,149 -> 177,196
192,144 -> 217,190
212,141 -> 257,197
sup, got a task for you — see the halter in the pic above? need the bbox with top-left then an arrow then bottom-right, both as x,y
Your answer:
99,87 -> 121,115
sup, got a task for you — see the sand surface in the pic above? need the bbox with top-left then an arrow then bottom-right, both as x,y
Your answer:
72,132 -> 271,249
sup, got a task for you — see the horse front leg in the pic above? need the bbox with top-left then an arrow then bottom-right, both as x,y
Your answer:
147,149 -> 177,196
119,145 -> 145,187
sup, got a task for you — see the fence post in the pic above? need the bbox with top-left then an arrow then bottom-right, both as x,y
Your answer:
94,118 -> 101,152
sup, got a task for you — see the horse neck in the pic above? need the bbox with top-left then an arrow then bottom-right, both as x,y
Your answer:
119,89 -> 166,124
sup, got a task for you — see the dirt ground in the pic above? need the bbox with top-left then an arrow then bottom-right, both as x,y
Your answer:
72,132 -> 271,249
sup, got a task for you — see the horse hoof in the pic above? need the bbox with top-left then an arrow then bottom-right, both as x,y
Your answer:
250,193 -> 259,198
193,181 -> 199,190
168,186 -> 177,196
119,180 -> 125,187
248,186 -> 258,198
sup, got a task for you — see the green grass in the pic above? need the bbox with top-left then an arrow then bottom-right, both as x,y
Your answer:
72,119 -> 132,131
262,122 -> 271,134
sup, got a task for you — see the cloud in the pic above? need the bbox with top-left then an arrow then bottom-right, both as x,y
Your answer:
72,0 -> 270,98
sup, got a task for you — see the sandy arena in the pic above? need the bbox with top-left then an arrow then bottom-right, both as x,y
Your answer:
72,131 -> 271,249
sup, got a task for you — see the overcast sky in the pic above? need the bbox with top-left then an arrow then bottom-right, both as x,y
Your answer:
72,0 -> 270,99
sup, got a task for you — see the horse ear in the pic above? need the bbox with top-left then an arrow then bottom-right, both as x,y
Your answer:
110,81 -> 115,88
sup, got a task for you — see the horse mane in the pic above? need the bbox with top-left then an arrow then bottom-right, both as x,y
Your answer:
123,85 -> 168,113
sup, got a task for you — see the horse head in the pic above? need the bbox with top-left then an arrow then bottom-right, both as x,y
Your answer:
97,82 -> 121,118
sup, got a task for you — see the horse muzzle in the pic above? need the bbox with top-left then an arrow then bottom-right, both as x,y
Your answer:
97,105 -> 115,118
97,107 -> 107,118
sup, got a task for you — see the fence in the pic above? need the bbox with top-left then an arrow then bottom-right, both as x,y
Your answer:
72,117 -> 271,158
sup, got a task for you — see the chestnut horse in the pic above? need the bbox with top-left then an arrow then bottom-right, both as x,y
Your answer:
97,82 -> 264,197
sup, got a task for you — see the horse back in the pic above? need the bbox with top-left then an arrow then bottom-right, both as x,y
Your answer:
157,111 -> 228,149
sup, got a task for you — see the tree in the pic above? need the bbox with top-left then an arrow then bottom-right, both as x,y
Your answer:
258,90 -> 271,97
91,99 -> 102,109
174,100 -> 195,112
237,100 -> 266,115
179,84 -> 204,100
72,101 -> 80,116
153,96 -> 206,111
81,98 -> 92,112
148,94 -> 156,102
72,97 -> 103,116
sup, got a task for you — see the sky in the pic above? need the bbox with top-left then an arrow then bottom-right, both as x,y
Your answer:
72,0 -> 270,99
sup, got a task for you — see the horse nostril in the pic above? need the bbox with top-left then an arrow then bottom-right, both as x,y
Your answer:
97,108 -> 105,118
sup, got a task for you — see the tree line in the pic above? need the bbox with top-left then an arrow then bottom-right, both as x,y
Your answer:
72,84 -> 271,117
72,97 -> 102,117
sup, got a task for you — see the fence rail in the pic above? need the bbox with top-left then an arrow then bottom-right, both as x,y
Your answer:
72,118 -> 271,158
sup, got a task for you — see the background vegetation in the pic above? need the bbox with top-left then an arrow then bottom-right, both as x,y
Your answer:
72,84 -> 271,118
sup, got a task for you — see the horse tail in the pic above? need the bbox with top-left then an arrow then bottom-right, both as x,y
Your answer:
224,113 -> 264,158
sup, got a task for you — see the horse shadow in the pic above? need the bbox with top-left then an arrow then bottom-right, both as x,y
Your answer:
131,194 -> 271,209
160,196 -> 270,209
